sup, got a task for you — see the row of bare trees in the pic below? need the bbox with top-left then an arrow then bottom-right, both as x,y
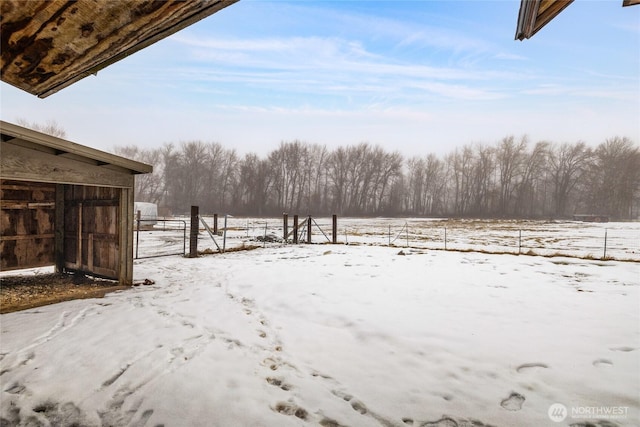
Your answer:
116,136 -> 640,219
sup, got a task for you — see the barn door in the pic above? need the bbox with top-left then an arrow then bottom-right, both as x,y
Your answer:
64,186 -> 120,279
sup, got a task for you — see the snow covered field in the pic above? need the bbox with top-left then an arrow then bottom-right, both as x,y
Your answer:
136,217 -> 640,262
1,233 -> 639,426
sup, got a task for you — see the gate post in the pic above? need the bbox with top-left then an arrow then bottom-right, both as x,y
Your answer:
307,216 -> 312,244
283,213 -> 288,243
189,205 -> 199,258
213,213 -> 218,234
332,214 -> 338,244
293,215 -> 299,244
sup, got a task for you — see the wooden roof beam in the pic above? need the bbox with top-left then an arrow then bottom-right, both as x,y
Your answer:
515,0 -> 574,41
1,0 -> 239,98
516,0 -> 638,40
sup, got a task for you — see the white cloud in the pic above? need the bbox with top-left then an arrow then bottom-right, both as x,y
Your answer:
493,52 -> 528,61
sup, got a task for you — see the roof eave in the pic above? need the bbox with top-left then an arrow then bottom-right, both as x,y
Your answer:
515,0 -> 574,41
0,121 -> 153,175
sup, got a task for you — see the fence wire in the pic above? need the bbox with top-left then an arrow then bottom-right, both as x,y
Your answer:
136,216 -> 639,262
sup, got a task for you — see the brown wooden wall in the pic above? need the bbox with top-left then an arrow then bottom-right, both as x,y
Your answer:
1,180 -> 56,270
1,180 -> 126,281
64,185 -> 121,278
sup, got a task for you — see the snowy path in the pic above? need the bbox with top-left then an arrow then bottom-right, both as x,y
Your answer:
1,245 -> 638,427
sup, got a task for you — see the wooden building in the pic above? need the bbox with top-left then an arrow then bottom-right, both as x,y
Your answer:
1,121 -> 152,284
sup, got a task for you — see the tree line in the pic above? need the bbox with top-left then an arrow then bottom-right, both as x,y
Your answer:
115,135 -> 640,220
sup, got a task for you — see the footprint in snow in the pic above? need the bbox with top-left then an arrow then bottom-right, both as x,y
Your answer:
102,364 -> 131,388
311,370 -> 332,379
417,416 -> 496,427
262,357 -> 279,371
131,409 -> 154,427
331,389 -> 353,402
500,392 -> 525,411
273,401 -> 308,420
610,346 -> 637,352
5,383 -> 25,394
320,417 -> 348,427
593,358 -> 614,367
420,417 -> 460,427
266,377 -> 292,391
516,362 -> 549,373
330,390 -> 369,415
350,399 -> 367,414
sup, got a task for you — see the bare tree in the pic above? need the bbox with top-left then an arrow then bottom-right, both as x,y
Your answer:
446,146 -> 475,216
584,137 -> 640,219
470,144 -> 495,216
547,142 -> 591,217
107,133 -> 636,219
237,153 -> 273,215
16,118 -> 66,138
326,147 -> 349,215
514,141 -> 548,216
113,145 -> 164,204
496,135 -> 528,216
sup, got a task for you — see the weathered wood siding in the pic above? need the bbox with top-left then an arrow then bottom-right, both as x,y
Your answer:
1,180 -> 56,270
1,141 -> 134,187
1,0 -> 238,98
64,185 -> 121,278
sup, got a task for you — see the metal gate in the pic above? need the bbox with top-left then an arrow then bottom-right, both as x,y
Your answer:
134,219 -> 187,259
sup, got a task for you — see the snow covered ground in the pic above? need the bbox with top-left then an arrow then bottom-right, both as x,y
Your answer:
1,238 -> 638,426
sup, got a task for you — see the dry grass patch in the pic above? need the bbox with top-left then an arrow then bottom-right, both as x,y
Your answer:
0,272 -> 126,314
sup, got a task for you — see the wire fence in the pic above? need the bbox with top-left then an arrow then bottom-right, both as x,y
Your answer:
138,216 -> 640,262
134,219 -> 187,259
335,218 -> 640,261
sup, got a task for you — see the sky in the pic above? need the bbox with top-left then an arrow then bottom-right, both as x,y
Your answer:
1,0 -> 639,158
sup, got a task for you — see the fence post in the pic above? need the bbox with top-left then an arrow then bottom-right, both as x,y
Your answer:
223,214 -> 231,253
293,215 -> 299,244
388,225 -> 391,246
307,216 -> 312,244
332,214 -> 337,244
283,213 -> 288,243
444,227 -> 447,250
135,210 -> 141,259
189,205 -> 199,258
518,229 -> 522,255
603,229 -> 608,259
213,213 -> 218,234
263,222 -> 267,248
406,222 -> 409,247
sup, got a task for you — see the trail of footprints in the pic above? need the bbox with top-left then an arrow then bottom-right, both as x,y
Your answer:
3,286 -> 636,427
230,290 -> 636,427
